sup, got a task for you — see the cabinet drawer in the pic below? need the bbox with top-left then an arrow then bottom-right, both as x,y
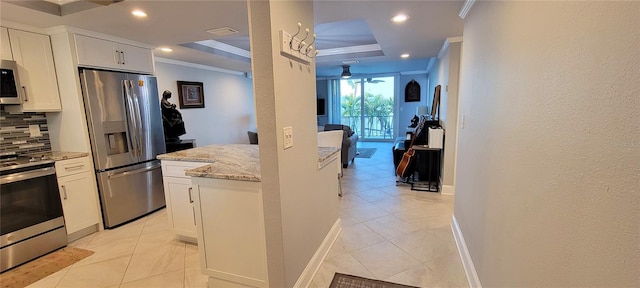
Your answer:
161,160 -> 206,178
56,157 -> 92,177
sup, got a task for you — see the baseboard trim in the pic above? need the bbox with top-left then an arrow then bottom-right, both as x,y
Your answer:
451,215 -> 482,288
294,218 -> 342,288
67,224 -> 98,243
442,185 -> 455,195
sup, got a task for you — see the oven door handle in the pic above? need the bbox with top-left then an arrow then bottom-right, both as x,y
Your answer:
0,167 -> 56,185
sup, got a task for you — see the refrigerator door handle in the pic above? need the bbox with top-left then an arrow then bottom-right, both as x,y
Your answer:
107,163 -> 162,180
123,80 -> 139,158
131,86 -> 144,158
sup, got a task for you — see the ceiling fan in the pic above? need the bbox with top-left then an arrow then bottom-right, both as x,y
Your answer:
366,78 -> 385,83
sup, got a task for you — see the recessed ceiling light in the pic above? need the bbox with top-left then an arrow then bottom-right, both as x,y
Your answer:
132,10 -> 147,17
401,53 -> 410,58
391,14 -> 408,23
159,47 -> 173,52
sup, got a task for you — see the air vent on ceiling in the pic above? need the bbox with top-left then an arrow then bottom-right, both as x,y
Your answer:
206,27 -> 239,37
342,60 -> 360,65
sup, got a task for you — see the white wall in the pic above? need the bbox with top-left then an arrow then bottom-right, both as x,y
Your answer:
154,61 -> 256,146
47,30 -> 92,153
248,1 -> 339,287
428,40 -> 462,191
455,1 -> 640,286
399,74 -> 428,136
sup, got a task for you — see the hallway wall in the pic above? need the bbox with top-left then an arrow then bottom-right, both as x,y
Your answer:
454,1 -> 640,286
428,39 -> 462,193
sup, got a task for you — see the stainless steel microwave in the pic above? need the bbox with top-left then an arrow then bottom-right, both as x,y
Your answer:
0,60 -> 24,105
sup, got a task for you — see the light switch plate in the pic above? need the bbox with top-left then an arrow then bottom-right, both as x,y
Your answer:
283,126 -> 293,149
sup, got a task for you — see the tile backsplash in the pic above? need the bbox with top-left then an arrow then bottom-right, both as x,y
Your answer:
0,106 -> 51,155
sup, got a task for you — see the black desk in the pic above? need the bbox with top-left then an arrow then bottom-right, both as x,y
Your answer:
410,145 -> 442,192
165,139 -> 196,153
393,142 -> 442,192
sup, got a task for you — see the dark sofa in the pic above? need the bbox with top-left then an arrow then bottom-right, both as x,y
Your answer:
324,124 -> 359,168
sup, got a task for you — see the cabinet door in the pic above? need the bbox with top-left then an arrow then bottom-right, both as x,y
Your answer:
75,34 -> 120,70
8,29 -> 61,111
163,176 -> 197,240
120,43 -> 153,74
58,171 -> 101,234
1,27 -> 12,60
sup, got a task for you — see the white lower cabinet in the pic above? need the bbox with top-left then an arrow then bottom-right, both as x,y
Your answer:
55,157 -> 100,239
190,177 -> 268,288
161,160 -> 205,243
164,176 -> 197,241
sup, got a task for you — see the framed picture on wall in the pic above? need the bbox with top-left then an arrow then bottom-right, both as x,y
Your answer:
431,85 -> 441,120
177,81 -> 205,109
404,79 -> 421,102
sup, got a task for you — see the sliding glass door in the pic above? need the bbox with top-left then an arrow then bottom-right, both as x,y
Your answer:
338,76 -> 396,140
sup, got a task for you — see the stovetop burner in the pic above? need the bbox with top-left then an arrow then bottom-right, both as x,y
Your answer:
0,152 -> 55,172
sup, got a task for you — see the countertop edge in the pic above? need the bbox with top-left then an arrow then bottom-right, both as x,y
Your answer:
165,145 -> 340,182
26,151 -> 90,162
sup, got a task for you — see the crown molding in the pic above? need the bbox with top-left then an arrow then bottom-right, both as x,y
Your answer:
426,57 -> 437,73
459,0 -> 476,19
437,36 -> 463,59
0,20 -> 47,34
155,57 -> 245,76
400,70 -> 428,76
44,25 -> 155,49
448,36 -> 463,43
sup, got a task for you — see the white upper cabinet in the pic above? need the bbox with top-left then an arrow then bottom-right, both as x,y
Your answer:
75,34 -> 153,74
5,28 -> 62,112
1,27 -> 12,60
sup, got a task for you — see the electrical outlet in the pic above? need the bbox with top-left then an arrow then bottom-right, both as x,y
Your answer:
283,126 -> 293,149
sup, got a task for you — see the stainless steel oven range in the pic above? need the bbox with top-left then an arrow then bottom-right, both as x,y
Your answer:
0,152 -> 67,272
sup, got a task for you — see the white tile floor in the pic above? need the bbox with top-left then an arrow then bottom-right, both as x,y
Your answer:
26,141 -> 467,288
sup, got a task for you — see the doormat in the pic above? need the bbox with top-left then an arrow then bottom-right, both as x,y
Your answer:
0,246 -> 94,288
329,273 -> 419,288
355,148 -> 377,158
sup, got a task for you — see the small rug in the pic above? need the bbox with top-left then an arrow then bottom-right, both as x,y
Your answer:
0,247 -> 94,288
355,148 -> 377,158
329,273 -> 419,288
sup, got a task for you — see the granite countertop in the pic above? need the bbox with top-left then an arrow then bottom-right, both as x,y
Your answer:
157,145 -> 225,163
158,144 -> 340,182
26,151 -> 89,161
182,144 -> 261,182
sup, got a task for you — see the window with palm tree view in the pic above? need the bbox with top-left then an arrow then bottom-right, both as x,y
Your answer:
338,76 -> 395,140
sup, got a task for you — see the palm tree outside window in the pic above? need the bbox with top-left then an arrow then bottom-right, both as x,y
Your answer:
330,76 -> 396,140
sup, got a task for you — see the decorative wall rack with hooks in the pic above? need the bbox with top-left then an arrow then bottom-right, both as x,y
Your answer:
279,22 -> 318,65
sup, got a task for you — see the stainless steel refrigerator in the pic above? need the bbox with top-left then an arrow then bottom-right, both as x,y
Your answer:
80,69 -> 166,228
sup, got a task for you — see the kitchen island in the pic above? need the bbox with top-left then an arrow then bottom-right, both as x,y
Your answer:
158,144 -> 340,288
